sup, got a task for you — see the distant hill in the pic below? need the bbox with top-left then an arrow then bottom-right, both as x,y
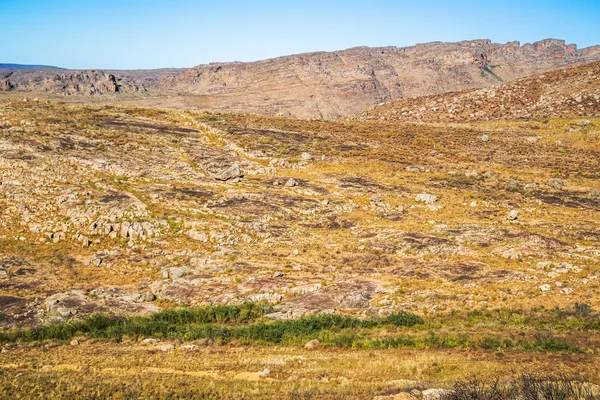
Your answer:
1,38 -> 600,119
159,38 -> 600,119
0,63 -> 64,70
354,60 -> 600,122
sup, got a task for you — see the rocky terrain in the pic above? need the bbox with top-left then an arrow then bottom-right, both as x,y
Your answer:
3,38 -> 600,119
0,69 -> 146,95
159,38 -> 600,118
357,60 -> 600,123
2,40 -> 600,399
1,93 -> 599,329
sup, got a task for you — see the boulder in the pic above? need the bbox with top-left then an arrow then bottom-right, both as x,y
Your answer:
258,368 -> 271,378
301,152 -> 312,161
304,339 -> 320,349
540,284 -> 551,292
214,164 -> 242,181
422,389 -> 448,400
415,194 -> 438,205
507,210 -> 519,221
548,178 -> 567,190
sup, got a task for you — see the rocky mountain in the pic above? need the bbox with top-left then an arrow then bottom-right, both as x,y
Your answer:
356,60 -> 600,122
0,69 -> 147,95
2,39 -> 600,118
159,38 -> 600,119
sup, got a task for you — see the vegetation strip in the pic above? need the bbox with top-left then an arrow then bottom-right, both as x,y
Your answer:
0,304 -> 583,352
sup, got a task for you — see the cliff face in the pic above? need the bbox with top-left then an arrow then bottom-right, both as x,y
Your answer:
0,70 -> 144,95
2,39 -> 600,118
158,39 -> 600,119
355,60 -> 600,123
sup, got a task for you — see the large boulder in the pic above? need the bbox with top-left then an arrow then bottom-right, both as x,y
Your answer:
214,164 -> 242,181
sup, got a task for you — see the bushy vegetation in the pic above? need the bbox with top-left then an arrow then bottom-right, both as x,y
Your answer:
0,305 -> 425,347
0,305 -> 583,353
441,373 -> 599,400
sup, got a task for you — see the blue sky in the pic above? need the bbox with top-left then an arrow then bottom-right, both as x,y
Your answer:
3,0 -> 599,69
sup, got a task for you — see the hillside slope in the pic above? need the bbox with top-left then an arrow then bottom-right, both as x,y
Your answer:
357,60 -> 600,122
2,39 -> 600,119
160,39 -> 600,118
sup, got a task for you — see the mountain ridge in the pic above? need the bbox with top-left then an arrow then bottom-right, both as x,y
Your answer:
2,38 -> 600,119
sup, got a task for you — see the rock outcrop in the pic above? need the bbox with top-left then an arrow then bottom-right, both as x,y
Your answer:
159,39 -> 600,119
0,70 -> 144,95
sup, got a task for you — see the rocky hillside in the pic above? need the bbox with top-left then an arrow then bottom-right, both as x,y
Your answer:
1,100 -> 599,328
160,39 -> 600,119
357,60 -> 600,123
2,39 -> 600,118
0,69 -> 156,95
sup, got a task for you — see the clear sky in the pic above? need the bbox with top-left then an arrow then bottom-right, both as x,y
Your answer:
2,0 -> 599,69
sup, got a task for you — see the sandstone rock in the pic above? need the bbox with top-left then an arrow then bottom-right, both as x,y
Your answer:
415,194 -> 438,205
540,284 -> 551,292
422,389 -> 448,400
141,291 -> 156,302
162,267 -> 193,279
187,230 -> 209,242
56,307 -> 77,317
507,210 -> 519,221
258,368 -> 271,378
548,178 -> 567,189
214,164 -> 242,181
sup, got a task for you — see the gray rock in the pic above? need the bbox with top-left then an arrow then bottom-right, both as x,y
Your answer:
540,284 -> 551,292
141,291 -> 156,302
548,178 -> 567,190
422,389 -> 448,400
480,135 -> 489,142
214,164 -> 242,181
56,307 -> 77,317
300,152 -> 312,161
273,271 -> 284,278
142,338 -> 159,344
507,210 -> 519,221
159,344 -> 175,352
258,368 -> 271,378
305,339 -> 320,349
415,194 -> 438,205
284,178 -> 297,187
162,267 -> 193,279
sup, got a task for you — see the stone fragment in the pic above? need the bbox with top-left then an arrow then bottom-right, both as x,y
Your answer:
507,210 -> 519,221
215,164 -> 242,181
